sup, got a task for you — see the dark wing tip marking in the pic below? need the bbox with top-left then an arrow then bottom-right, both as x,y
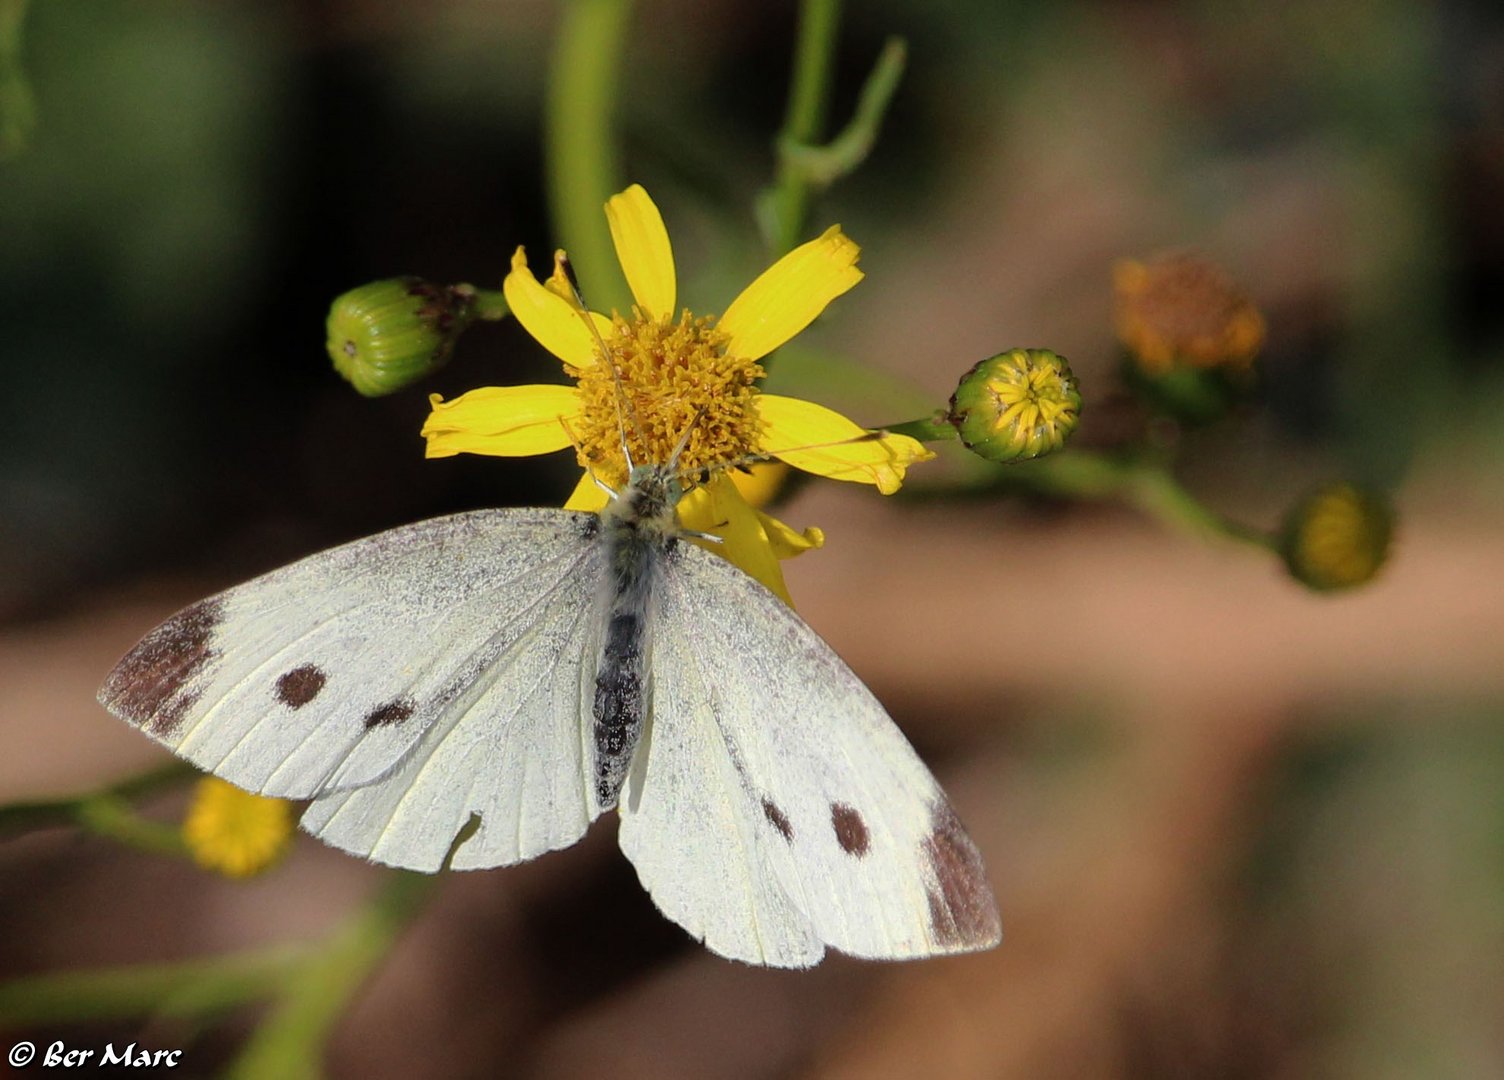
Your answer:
363,698 -> 416,729
922,801 -> 1001,949
275,664 -> 327,709
762,799 -> 794,841
99,597 -> 224,737
830,802 -> 870,857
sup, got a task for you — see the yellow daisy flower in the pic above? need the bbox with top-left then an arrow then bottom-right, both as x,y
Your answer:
422,184 -> 932,604
182,777 -> 295,878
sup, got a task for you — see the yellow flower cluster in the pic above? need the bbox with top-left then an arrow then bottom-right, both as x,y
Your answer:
182,778 -> 294,878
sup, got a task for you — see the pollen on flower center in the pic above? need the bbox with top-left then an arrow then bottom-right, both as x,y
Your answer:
570,309 -> 764,485
986,364 -> 1072,434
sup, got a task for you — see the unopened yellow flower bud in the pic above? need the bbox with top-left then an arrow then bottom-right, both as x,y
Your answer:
326,278 -> 477,396
947,348 -> 1081,462
1281,483 -> 1393,592
182,777 -> 295,878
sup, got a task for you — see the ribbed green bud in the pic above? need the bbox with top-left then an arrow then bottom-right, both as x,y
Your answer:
946,348 -> 1082,462
326,278 -> 476,396
1281,483 -> 1393,592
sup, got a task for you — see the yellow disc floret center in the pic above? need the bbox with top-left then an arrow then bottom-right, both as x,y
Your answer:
570,309 -> 764,487
986,363 -> 1073,441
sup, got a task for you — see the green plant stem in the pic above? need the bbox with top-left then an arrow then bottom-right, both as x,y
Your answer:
466,286 -> 509,322
761,0 -> 843,253
875,417 -> 1267,548
0,0 -> 36,159
782,0 -> 843,157
780,37 -> 907,188
74,794 -> 190,858
883,413 -> 957,442
0,870 -> 435,1045
0,947 -> 306,1026
545,0 -> 632,313
0,760 -> 196,841
760,1 -> 907,255
224,872 -> 438,1080
1013,450 -> 1274,549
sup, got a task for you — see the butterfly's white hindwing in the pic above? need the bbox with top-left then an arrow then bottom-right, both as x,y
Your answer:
617,542 -> 1001,967
99,510 -> 601,809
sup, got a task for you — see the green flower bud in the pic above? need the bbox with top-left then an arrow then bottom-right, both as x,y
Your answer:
946,348 -> 1081,462
1281,483 -> 1393,592
1120,359 -> 1246,426
326,278 -> 476,396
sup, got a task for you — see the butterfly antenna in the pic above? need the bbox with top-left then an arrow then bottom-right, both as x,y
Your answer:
667,404 -> 707,473
556,252 -> 643,470
560,414 -> 620,501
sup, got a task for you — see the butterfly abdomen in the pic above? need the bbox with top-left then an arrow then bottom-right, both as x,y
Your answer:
591,499 -> 673,811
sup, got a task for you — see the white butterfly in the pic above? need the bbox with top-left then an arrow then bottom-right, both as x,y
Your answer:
98,457 -> 1001,967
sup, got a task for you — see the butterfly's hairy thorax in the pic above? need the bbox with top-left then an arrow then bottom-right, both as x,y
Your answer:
591,465 -> 683,810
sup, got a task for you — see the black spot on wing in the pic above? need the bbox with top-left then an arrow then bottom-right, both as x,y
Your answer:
830,803 -> 870,857
99,597 -> 224,737
275,664 -> 326,708
762,799 -> 794,841
922,800 -> 1001,949
364,698 -> 416,729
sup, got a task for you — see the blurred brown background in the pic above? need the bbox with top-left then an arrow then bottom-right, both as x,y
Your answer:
3,0 -> 1503,1076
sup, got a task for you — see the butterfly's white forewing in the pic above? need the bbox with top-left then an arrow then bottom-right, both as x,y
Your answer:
298,548 -> 609,871
99,510 -> 601,808
617,541 -> 1001,967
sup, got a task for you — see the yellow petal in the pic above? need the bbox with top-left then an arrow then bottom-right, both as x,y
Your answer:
757,509 -> 824,560
678,475 -> 795,606
422,386 -> 582,458
724,466 -> 822,554
563,470 -> 613,511
718,225 -> 863,361
726,461 -> 789,510
503,247 -> 613,369
756,394 -> 934,494
545,249 -> 580,305
605,185 -> 676,320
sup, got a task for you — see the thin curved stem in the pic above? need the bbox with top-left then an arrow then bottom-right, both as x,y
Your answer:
759,1 -> 907,256
0,947 -> 306,1026
223,871 -> 439,1080
465,286 -> 509,322
760,0 -> 842,253
1011,450 -> 1276,550
882,413 -> 957,443
545,0 -> 633,313
0,760 -> 196,841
